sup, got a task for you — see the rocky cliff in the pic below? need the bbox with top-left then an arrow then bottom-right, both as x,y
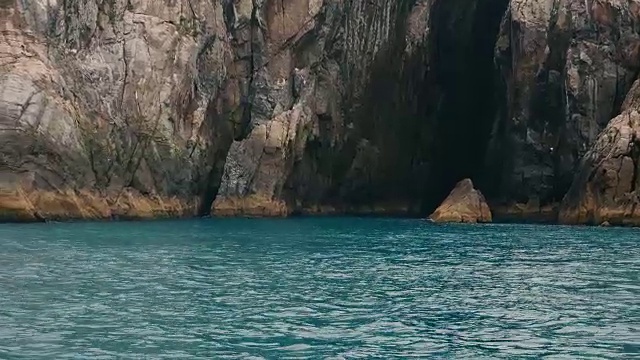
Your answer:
487,0 -> 640,223
559,78 -> 640,226
2,0 -> 640,223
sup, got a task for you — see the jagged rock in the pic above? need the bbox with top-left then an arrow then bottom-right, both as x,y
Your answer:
485,0 -> 640,214
560,80 -> 640,226
429,179 -> 492,223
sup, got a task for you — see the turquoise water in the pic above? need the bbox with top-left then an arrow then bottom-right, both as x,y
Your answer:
0,218 -> 638,359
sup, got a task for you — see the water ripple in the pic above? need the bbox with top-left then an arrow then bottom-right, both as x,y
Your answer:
0,219 -> 638,358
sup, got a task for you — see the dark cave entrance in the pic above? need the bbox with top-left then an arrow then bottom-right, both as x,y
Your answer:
422,0 -> 509,213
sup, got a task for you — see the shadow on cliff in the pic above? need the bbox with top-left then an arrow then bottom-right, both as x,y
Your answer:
195,0 -> 511,217
421,0 -> 509,214
281,0 -> 432,215
282,0 -> 510,217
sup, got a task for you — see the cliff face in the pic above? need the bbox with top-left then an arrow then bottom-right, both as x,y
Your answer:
1,0 -> 431,220
1,0 -> 224,220
559,79 -> 640,226
486,0 -> 640,221
2,0 -> 640,222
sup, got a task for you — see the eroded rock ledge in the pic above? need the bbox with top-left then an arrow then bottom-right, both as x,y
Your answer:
0,188 -> 191,222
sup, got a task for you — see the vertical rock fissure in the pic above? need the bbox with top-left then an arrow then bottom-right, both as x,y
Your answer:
196,0 -> 260,217
238,0 -> 259,140
631,137 -> 640,193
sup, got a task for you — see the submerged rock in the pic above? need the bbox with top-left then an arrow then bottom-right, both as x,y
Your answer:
429,179 -> 492,224
492,201 -> 558,224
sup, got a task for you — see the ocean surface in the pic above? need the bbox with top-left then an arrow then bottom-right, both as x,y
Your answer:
0,218 -> 638,359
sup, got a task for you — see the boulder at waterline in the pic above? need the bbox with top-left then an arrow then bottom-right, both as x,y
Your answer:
429,179 -> 492,224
